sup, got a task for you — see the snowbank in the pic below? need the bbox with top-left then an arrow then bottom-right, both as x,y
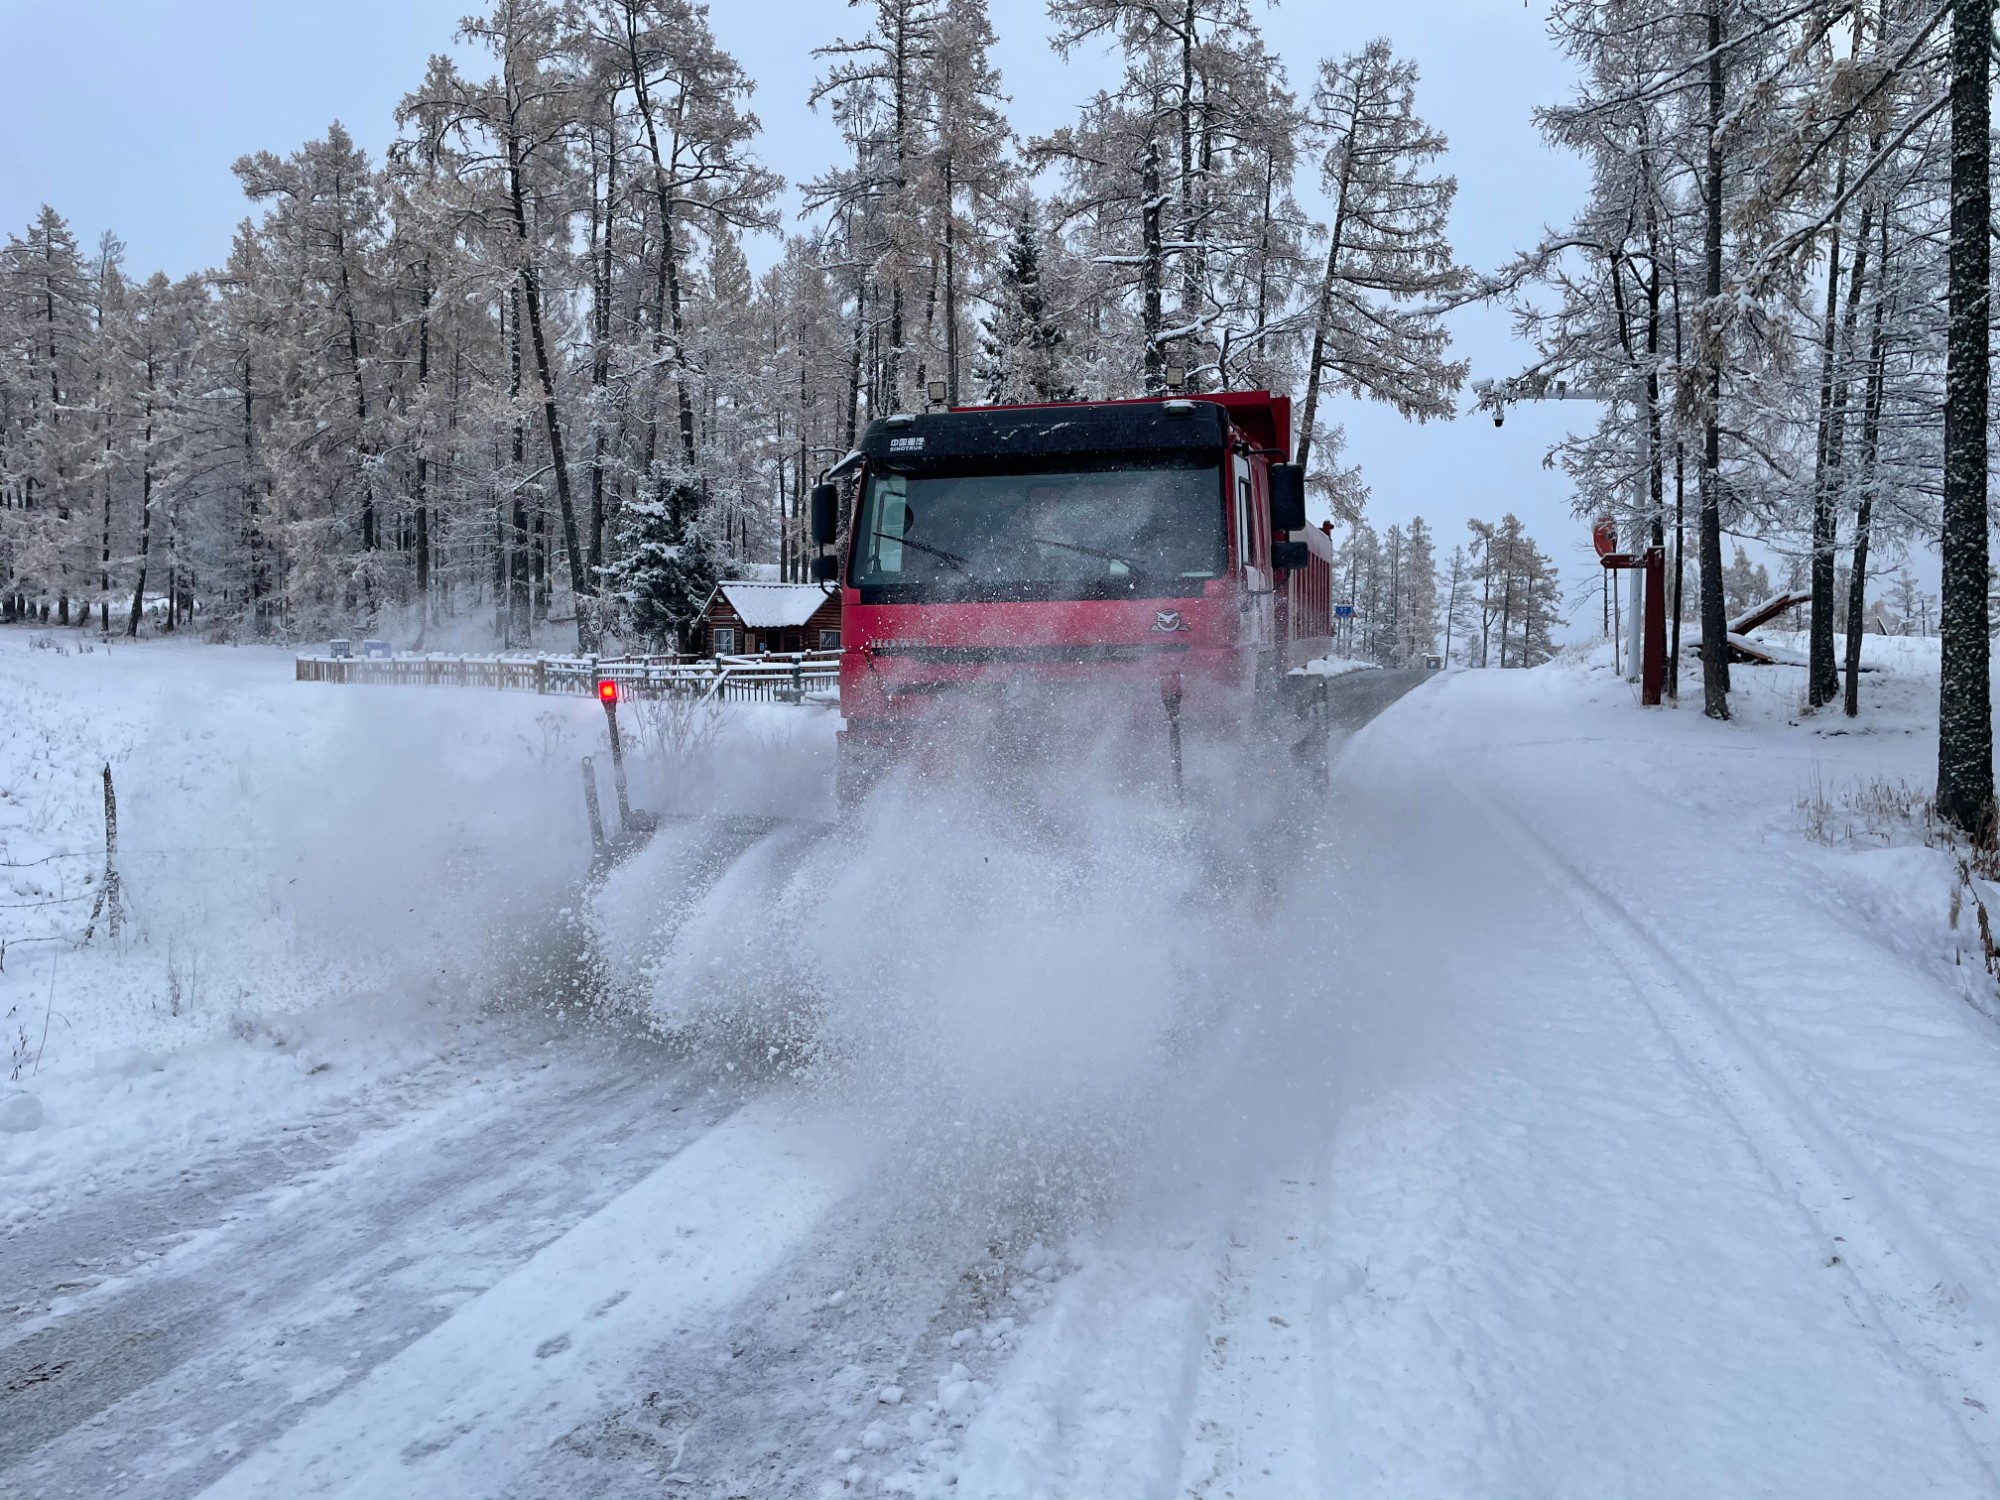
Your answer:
1291,653 -> 1382,678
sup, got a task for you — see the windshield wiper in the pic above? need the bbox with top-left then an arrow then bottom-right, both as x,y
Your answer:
1025,534 -> 1145,576
872,530 -> 971,574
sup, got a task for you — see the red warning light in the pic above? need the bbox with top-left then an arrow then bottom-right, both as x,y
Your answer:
597,678 -> 618,705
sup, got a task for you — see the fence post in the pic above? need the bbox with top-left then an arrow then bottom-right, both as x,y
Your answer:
83,763 -> 123,942
536,657 -> 548,695
580,755 -> 606,857
601,687 -> 632,831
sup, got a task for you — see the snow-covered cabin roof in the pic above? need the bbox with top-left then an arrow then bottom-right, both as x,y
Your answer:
708,581 -> 833,629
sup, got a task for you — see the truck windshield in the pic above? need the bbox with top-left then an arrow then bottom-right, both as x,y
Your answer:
850,456 -> 1225,602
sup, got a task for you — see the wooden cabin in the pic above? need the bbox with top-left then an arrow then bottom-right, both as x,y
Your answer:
696,580 -> 842,657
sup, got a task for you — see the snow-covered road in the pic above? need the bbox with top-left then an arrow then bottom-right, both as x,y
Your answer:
936,679 -> 2000,1499
6,639 -> 1999,1498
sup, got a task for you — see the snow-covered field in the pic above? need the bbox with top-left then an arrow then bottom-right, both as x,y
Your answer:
4,624 -> 1999,1499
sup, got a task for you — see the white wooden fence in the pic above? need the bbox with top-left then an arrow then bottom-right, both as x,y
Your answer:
296,650 -> 840,704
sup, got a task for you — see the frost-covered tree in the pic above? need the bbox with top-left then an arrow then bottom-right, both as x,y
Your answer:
1514,0 -> 1960,727
1465,514 -> 1560,669
0,206 -> 96,618
1034,0 -> 1297,394
807,0 -> 944,419
1292,40 -> 1468,482
402,1 -> 600,647
1721,544 -> 1772,619
1440,543 -> 1476,666
975,205 -> 1070,404
1394,515 -> 1440,666
913,0 -> 1013,403
610,489 -> 715,648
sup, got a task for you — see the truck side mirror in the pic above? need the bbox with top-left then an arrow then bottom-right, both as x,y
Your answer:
1268,463 -> 1306,534
1271,540 -> 1310,573
810,483 -> 841,547
809,553 -> 841,584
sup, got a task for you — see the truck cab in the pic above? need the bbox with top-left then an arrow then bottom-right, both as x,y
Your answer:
810,391 -> 1332,797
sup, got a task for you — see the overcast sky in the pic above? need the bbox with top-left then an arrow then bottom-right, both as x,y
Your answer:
1,0 -> 1612,621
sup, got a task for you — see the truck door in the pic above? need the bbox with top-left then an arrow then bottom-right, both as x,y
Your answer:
1233,452 -> 1273,649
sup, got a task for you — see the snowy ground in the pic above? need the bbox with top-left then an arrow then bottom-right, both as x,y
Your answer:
4,625 -> 1999,1498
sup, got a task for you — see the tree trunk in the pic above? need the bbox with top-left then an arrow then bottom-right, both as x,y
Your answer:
1294,99 -> 1357,474
1698,0 -> 1731,719
504,127 -> 592,651
589,116 -> 614,588
507,288 -> 526,648
624,17 -> 701,492
1807,156 -> 1849,708
1845,214 -> 1891,718
414,269 -> 432,615
1937,0 -> 1994,833
99,414 -> 112,635
331,188 -> 376,556
126,379 -> 154,638
1140,137 -> 1165,392
943,156 -> 960,405
846,271 -> 866,449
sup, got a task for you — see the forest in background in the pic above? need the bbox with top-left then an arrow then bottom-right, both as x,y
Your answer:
0,0 -> 1988,697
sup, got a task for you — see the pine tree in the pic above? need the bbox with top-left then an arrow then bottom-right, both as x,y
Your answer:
610,483 -> 715,649
975,206 -> 1070,404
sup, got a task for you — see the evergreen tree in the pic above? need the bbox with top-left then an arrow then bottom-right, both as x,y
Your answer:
610,481 -> 716,649
975,206 -> 1070,404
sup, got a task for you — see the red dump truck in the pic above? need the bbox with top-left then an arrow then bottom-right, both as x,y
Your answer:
807,390 -> 1336,803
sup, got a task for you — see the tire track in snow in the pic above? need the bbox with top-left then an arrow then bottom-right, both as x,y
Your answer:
190,1093 -> 867,1500
1173,1174 -> 1324,1500
1454,770 -> 2000,1482
521,1195 -> 1062,1497
0,1046 -> 741,1500
1,1034 -> 591,1342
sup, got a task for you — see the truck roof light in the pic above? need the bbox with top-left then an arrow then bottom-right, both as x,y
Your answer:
1162,399 -> 1196,416
884,413 -> 918,428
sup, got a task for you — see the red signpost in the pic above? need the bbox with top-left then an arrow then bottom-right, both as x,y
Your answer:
1596,544 -> 1666,706
1592,515 -> 1619,560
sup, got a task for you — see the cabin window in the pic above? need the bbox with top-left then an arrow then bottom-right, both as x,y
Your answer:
819,629 -> 841,650
713,626 -> 738,656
